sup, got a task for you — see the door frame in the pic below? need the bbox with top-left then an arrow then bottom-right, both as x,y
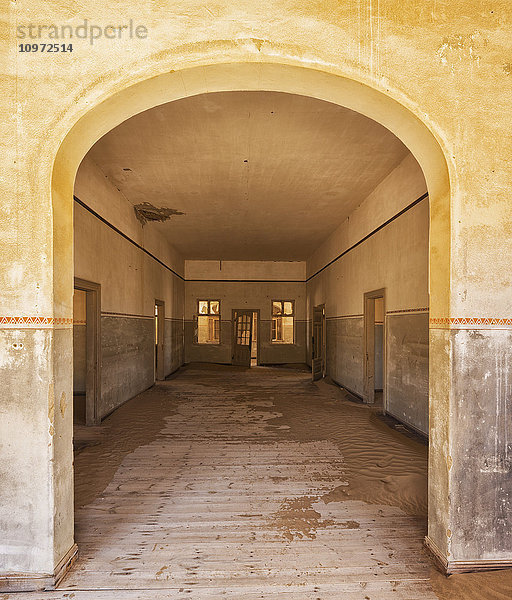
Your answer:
312,303 -> 326,380
154,299 -> 165,381
363,288 -> 386,405
74,278 -> 101,425
250,309 -> 261,366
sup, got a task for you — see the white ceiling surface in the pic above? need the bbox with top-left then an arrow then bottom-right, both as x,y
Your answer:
86,91 -> 412,261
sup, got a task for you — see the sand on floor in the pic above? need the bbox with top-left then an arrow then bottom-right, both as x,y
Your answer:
71,364 -> 512,599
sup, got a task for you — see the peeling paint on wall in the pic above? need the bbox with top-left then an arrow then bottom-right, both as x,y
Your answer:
133,202 -> 184,226
436,31 -> 486,67
59,392 -> 67,419
48,382 -> 55,436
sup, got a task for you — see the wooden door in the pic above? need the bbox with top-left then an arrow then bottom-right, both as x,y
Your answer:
312,305 -> 325,381
232,310 -> 253,367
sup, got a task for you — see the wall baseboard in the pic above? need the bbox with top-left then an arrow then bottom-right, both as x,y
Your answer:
424,536 -> 512,574
0,543 -> 78,592
385,408 -> 429,439
424,535 -> 449,573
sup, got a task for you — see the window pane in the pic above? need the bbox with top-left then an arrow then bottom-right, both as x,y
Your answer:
199,301 -> 209,314
271,316 -> 293,343
281,316 -> 294,343
272,301 -> 282,316
197,315 -> 208,342
210,301 -> 220,315
283,301 -> 293,315
198,315 -> 219,344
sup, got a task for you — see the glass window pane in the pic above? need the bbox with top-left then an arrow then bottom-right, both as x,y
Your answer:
210,301 -> 220,315
198,316 -> 219,344
197,315 -> 208,342
271,316 -> 294,343
282,316 -> 294,343
283,301 -> 293,315
272,301 -> 282,316
199,301 -> 209,314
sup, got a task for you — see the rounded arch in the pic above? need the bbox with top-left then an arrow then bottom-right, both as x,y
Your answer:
52,61 -> 451,320
51,59 -> 453,565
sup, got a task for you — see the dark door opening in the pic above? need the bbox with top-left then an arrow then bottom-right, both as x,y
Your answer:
154,300 -> 165,381
73,278 -> 101,425
364,289 -> 385,405
374,297 -> 384,405
312,304 -> 326,381
250,311 -> 259,366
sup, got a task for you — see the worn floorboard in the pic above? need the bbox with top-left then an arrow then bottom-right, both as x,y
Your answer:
13,364 -> 439,599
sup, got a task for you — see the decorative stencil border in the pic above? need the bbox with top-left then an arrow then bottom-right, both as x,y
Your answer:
3,314 -> 511,330
0,316 -> 73,329
430,317 -> 512,329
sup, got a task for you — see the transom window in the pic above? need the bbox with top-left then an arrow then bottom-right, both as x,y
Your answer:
197,300 -> 220,344
271,300 -> 294,344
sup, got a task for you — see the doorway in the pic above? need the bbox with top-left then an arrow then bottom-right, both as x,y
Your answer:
73,278 -> 101,425
154,300 -> 165,381
251,311 -> 259,366
311,304 -> 326,381
364,289 -> 385,405
232,309 -> 257,367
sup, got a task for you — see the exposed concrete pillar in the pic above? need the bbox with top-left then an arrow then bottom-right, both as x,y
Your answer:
0,165 -> 76,590
427,327 -> 512,573
0,327 -> 76,591
426,160 -> 512,572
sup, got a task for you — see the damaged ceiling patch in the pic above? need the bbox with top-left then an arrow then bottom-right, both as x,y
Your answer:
134,202 -> 185,226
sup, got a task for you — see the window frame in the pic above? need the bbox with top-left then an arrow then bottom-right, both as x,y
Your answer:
270,299 -> 295,345
196,299 -> 221,345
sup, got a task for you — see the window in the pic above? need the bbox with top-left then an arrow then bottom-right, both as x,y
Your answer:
271,300 -> 294,344
197,300 -> 220,344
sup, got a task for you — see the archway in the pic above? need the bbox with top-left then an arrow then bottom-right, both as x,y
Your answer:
51,61 -> 451,583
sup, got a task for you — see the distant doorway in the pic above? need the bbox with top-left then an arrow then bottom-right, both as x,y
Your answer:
232,309 -> 256,367
154,300 -> 165,381
250,311 -> 259,366
364,289 -> 385,405
311,304 -> 326,381
73,278 -> 101,425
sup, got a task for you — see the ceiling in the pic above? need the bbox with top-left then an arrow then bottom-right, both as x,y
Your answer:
85,91 -> 413,260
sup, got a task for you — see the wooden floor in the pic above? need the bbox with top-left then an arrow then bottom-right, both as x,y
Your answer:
16,364 -> 439,599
